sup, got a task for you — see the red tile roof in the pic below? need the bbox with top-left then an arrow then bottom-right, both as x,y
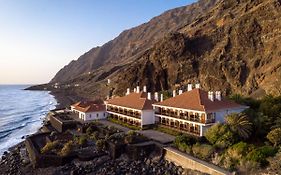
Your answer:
154,88 -> 246,112
71,101 -> 106,113
106,92 -> 156,110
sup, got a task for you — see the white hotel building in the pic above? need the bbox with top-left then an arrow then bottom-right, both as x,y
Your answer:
152,85 -> 248,136
106,86 -> 156,128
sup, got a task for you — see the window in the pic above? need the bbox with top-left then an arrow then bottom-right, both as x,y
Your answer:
97,113 -> 99,118
104,113 -> 105,117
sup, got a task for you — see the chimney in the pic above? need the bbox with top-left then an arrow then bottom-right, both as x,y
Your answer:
133,88 -> 136,92
195,83 -> 200,89
136,86 -> 140,93
154,92 -> 159,101
126,88 -> 130,95
143,86 -> 147,92
160,94 -> 164,102
173,90 -> 176,97
187,84 -> 192,91
208,91 -> 214,101
215,91 -> 222,101
179,90 -> 183,95
147,92 -> 151,100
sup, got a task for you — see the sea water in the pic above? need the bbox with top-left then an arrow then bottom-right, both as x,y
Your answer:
0,85 -> 57,155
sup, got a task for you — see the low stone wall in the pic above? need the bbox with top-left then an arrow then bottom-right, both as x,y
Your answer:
25,133 -> 74,168
50,115 -> 77,133
164,147 -> 231,175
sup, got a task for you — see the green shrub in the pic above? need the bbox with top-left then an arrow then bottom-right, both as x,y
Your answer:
178,142 -> 188,152
267,128 -> 281,147
192,143 -> 214,160
78,136 -> 87,146
227,142 -> 249,160
127,130 -> 137,136
155,126 -> 181,136
258,145 -> 277,157
91,131 -> 99,141
245,146 -> 276,167
41,141 -> 59,154
96,139 -> 105,151
205,124 -> 237,149
86,127 -> 93,135
59,141 -> 74,157
174,134 -> 196,147
185,145 -> 192,154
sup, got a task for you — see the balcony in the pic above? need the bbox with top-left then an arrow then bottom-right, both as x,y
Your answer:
155,112 -> 214,124
157,122 -> 200,136
107,107 -> 141,119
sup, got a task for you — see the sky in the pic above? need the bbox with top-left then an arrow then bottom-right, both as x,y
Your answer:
0,0 -> 196,85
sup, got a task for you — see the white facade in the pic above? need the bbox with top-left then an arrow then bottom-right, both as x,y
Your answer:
141,110 -> 155,126
106,104 -> 155,128
153,104 -> 248,136
71,108 -> 107,121
213,107 -> 247,123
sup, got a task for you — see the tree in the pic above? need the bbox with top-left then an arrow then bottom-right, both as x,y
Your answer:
267,128 -> 281,147
205,123 -> 237,148
225,113 -> 252,139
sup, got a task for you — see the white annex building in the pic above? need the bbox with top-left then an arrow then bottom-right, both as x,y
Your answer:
71,101 -> 107,121
152,85 -> 248,136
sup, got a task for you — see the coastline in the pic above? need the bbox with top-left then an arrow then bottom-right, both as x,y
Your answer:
2,88 -> 80,154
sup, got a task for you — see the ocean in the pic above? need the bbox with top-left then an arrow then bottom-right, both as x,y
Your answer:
0,85 -> 57,155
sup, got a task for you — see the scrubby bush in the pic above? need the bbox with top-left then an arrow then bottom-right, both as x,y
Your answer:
127,130 -> 136,136
246,146 -> 276,167
267,128 -> 281,147
108,133 -> 125,144
96,139 -> 105,151
174,134 -> 196,147
86,127 -> 93,135
91,131 -> 99,141
205,123 -> 237,149
59,141 -> 74,157
227,142 -> 249,160
125,131 -> 147,144
192,143 -> 214,160
41,141 -> 59,154
78,136 -> 87,146
173,134 -> 197,154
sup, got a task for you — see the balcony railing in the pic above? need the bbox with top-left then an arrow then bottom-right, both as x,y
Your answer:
155,112 -> 215,124
107,108 -> 141,119
157,122 -> 200,136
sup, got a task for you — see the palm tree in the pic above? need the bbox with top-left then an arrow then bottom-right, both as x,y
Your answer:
225,113 -> 253,139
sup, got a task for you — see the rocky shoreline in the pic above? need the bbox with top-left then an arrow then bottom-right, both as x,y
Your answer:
0,143 -> 204,175
0,90 -> 206,175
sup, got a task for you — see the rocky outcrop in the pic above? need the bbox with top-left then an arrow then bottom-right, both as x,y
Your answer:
48,0 -> 281,98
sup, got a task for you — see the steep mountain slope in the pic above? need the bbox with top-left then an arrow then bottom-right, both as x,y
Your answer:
48,0 -> 281,100
51,0 -> 219,83
110,0 -> 281,96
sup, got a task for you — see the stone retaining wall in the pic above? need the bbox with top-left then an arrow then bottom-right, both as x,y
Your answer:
164,147 -> 232,175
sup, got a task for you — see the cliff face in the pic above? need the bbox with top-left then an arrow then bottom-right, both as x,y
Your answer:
50,0 -> 281,98
51,0 -> 219,83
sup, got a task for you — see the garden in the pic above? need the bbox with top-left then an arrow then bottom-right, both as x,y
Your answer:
173,95 -> 281,174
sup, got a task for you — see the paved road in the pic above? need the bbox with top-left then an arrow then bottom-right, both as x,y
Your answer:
99,119 -> 175,144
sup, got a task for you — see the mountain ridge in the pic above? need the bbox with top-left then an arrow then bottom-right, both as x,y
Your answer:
46,0 -> 281,100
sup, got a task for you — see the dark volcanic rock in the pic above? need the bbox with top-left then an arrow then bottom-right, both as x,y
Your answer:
35,0 -> 281,98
